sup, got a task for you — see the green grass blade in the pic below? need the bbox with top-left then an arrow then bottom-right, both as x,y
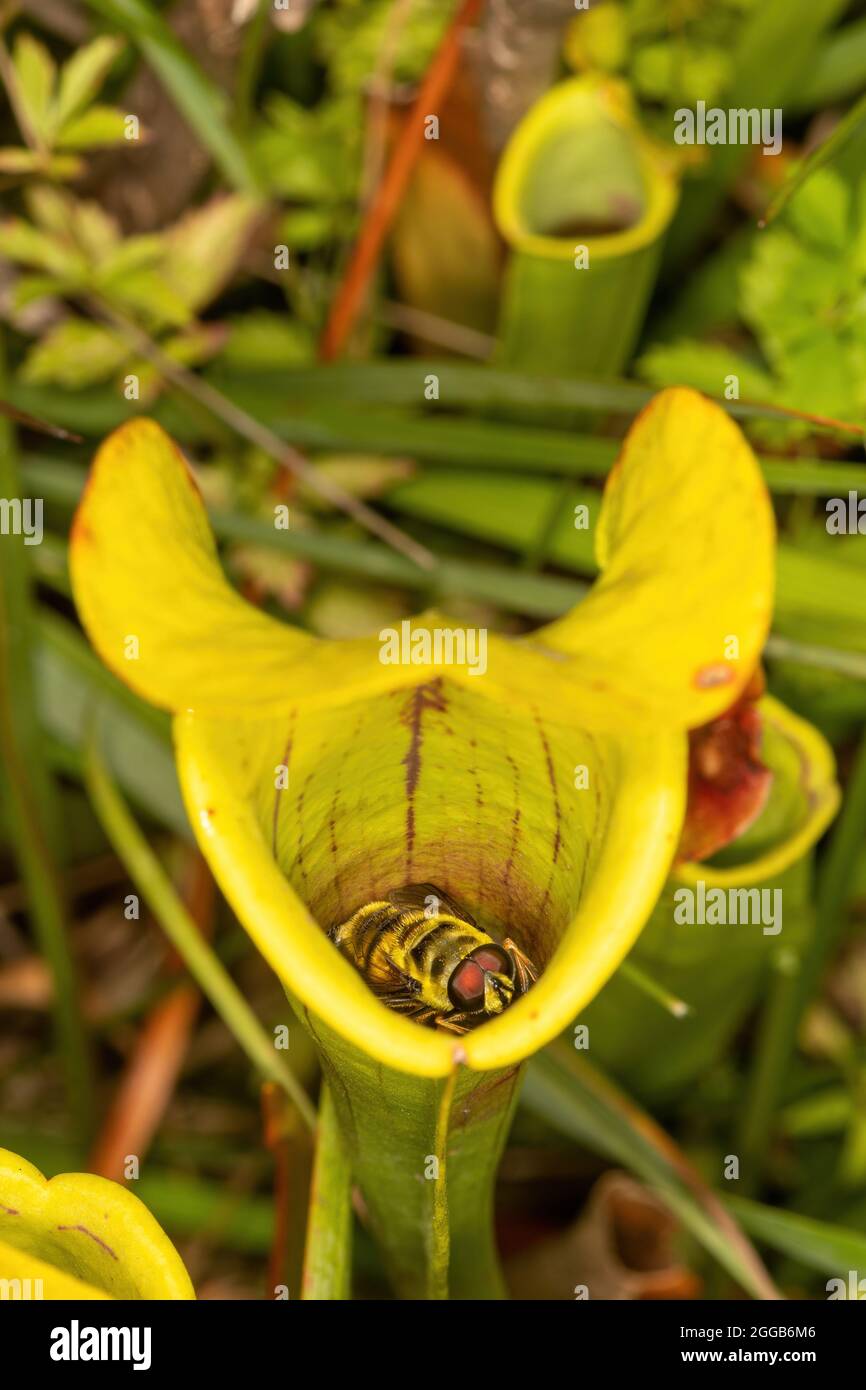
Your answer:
301,1086 -> 352,1301
0,342 -> 93,1138
211,363 -> 835,429
762,91 -> 866,226
524,1042 -> 780,1300
7,366 -> 861,447
22,442 -> 866,507
35,612 -> 187,835
727,1198 -> 866,1279
83,733 -> 317,1129
83,0 -> 261,192
814,729 -> 866,974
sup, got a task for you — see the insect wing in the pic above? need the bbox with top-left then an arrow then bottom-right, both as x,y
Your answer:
386,882 -> 476,927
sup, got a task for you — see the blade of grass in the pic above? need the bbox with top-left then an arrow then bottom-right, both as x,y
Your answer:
9,363 -> 864,437
781,1086 -> 851,1138
234,0 -> 270,136
87,852 -> 214,1181
27,455 -> 584,612
212,511 -> 590,616
736,743 -> 866,1194
301,1085 -> 352,1300
727,1197 -> 866,1279
765,635 -> 866,681
619,960 -> 691,1019
814,728 -> 866,973
761,91 -> 866,227
735,863 -> 814,1196
83,0 -> 261,193
212,363 -> 863,434
35,612 -> 188,835
0,334 -> 93,1138
86,299 -> 437,570
83,732 -> 317,1130
25,432 -> 866,501
524,1042 -> 780,1300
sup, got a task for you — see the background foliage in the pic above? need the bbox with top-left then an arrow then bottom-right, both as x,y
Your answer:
1,0 -> 866,1300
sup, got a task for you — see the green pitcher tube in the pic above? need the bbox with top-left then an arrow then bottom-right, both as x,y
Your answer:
493,76 -> 679,376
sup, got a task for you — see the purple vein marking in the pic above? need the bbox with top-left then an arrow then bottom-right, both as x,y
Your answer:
271,713 -> 296,857
401,681 -> 446,875
56,1225 -> 118,1260
534,712 -> 563,918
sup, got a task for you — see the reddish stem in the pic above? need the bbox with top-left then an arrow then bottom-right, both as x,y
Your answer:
319,0 -> 485,362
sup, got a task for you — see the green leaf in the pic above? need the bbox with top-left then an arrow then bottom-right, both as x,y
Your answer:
278,206 -> 340,251
161,195 -> 262,315
221,312 -> 314,371
56,104 -> 129,150
97,234 -> 165,281
254,94 -> 360,203
728,1198 -> 866,1280
12,34 -> 57,144
160,324 -> 225,370
107,269 -> 191,330
21,320 -> 129,389
205,360 -> 843,429
26,184 -> 76,235
0,148 -> 55,175
0,332 -> 92,1138
523,1043 -> 779,1299
638,341 -> 777,406
301,1087 -> 352,1300
12,275 -> 64,310
762,91 -> 866,226
70,198 -> 119,262
55,35 -> 123,128
783,167 -> 850,254
0,218 -> 84,278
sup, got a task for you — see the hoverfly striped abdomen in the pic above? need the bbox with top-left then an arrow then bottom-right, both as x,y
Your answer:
329,883 -> 537,1033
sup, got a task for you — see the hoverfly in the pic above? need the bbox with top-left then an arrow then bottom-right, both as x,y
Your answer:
329,883 -> 537,1033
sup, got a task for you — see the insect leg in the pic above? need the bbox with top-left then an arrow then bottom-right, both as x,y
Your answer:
375,985 -> 443,1028
503,938 -> 538,994
435,1016 -> 471,1035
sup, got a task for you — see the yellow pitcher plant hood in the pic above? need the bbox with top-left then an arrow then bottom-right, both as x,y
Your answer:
0,1148 -> 194,1299
494,75 -> 678,266
71,386 -> 775,1080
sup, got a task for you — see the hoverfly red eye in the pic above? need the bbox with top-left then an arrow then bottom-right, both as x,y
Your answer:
447,958 -> 486,1011
470,944 -> 513,978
